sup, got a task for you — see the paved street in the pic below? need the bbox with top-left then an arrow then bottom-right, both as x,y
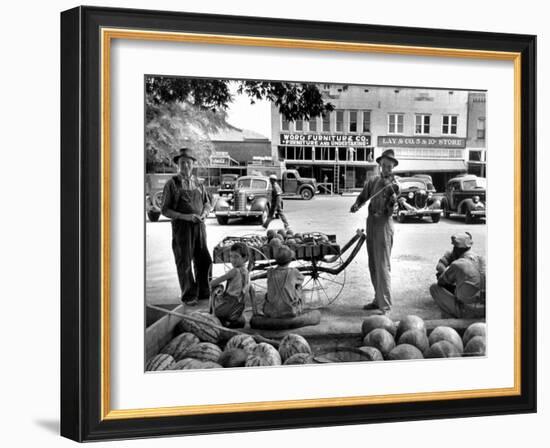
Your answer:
146,195 -> 486,321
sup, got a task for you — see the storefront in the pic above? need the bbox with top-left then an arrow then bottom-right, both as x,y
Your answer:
377,136 -> 468,191
196,152 -> 246,187
277,133 -> 376,192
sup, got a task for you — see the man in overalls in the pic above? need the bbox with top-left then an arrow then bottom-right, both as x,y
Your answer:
161,148 -> 212,305
350,149 -> 400,315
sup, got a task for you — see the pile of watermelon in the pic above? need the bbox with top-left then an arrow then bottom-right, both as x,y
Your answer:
359,315 -> 486,361
145,311 -> 314,371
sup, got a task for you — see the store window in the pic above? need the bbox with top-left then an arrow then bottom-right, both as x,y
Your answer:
349,111 -> 357,132
336,110 -> 344,132
415,114 -> 431,134
322,113 -> 331,132
442,115 -> 458,135
281,115 -> 290,131
388,113 -> 404,134
309,117 -> 317,132
315,147 -> 336,161
362,110 -> 371,133
477,117 -> 486,139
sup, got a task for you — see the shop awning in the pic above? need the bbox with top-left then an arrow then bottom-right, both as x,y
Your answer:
393,159 -> 467,173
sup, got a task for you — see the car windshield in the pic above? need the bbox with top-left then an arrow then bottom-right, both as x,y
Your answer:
462,178 -> 486,190
251,179 -> 267,189
399,180 -> 427,190
222,175 -> 236,182
236,179 -> 251,188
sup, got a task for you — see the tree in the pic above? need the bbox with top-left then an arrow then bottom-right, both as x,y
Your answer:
145,76 -> 335,171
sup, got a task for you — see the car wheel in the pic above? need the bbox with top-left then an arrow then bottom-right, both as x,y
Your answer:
147,210 -> 160,222
465,210 -> 474,224
216,216 -> 229,225
441,198 -> 451,218
431,213 -> 441,223
300,188 -> 313,200
397,213 -> 407,223
259,206 -> 269,225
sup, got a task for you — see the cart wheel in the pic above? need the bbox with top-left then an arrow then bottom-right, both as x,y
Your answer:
296,255 -> 346,310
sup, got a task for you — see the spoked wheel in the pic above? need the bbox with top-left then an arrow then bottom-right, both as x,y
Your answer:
295,255 -> 346,310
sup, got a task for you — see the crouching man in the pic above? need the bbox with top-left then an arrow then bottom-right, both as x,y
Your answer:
430,232 -> 486,318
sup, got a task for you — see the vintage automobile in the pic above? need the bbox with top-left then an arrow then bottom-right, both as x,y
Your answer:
217,173 -> 239,197
145,173 -> 172,222
441,174 -> 486,224
214,175 -> 272,225
393,176 -> 442,223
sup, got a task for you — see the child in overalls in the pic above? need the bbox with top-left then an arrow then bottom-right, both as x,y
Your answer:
210,242 -> 252,328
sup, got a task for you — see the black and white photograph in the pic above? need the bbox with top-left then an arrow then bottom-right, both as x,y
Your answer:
144,76 -> 488,371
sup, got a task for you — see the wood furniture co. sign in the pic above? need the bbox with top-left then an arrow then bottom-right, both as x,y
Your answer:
280,133 -> 371,146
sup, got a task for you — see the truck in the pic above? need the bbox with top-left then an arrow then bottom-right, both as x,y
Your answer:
246,165 -> 318,200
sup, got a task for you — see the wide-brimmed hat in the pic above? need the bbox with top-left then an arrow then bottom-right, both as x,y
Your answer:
451,232 -> 473,248
172,147 -> 197,164
376,149 -> 399,167
275,245 -> 295,265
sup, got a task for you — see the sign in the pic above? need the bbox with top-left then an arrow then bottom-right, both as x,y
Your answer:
378,136 -> 466,148
209,156 -> 230,166
280,133 -> 371,147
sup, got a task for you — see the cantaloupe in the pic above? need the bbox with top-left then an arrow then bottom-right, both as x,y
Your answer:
361,315 -> 397,338
388,344 -> 424,360
398,329 -> 429,353
424,340 -> 461,358
464,335 -> 486,356
463,322 -> 487,346
428,326 -> 464,353
396,315 -> 426,339
362,328 -> 396,358
278,334 -> 312,362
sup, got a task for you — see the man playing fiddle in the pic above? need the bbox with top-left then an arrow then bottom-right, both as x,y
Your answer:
350,149 -> 400,315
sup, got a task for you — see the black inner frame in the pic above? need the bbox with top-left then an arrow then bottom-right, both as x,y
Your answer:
60,6 -> 537,442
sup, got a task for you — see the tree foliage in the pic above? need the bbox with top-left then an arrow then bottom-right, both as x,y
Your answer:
145,76 -> 335,172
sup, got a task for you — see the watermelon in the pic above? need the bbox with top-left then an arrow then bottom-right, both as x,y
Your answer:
266,229 -> 277,240
428,326 -> 464,353
361,315 -> 397,338
362,328 -> 396,358
160,332 -> 200,359
398,329 -> 429,353
278,334 -> 312,362
175,311 -> 222,344
145,354 -> 175,371
388,344 -> 424,360
396,315 -> 426,339
224,334 -> 257,354
464,336 -> 486,356
357,346 -> 384,361
179,342 -> 222,363
174,358 -> 222,370
463,322 -> 487,346
424,340 -> 461,358
284,353 -> 314,365
219,348 -> 248,368
245,342 -> 282,367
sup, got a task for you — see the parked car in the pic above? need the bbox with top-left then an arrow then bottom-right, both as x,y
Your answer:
393,176 -> 442,223
217,173 -> 239,197
441,174 -> 486,223
214,175 -> 272,225
246,167 -> 318,200
145,173 -> 173,222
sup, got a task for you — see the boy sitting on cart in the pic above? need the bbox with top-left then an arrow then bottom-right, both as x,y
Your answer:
210,242 -> 255,328
262,246 -> 305,318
